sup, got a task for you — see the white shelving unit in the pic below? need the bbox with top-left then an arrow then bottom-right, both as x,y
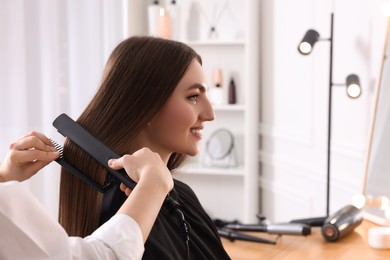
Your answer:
126,0 -> 259,223
174,0 -> 260,223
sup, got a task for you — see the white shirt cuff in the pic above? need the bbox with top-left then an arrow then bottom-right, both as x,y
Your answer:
87,214 -> 144,260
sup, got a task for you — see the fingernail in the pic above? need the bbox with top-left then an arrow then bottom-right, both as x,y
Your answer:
49,146 -> 58,152
108,159 -> 115,166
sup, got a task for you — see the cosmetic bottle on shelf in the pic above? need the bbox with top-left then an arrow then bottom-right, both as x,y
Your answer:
228,78 -> 237,104
148,0 -> 160,36
157,8 -> 171,39
209,68 -> 224,105
167,0 -> 180,40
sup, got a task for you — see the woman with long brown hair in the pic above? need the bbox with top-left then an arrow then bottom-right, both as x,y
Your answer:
59,36 -> 230,259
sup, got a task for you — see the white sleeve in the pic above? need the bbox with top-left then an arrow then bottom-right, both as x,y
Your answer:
69,214 -> 144,260
0,181 -> 144,260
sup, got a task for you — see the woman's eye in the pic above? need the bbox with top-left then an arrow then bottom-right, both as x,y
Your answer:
188,94 -> 199,102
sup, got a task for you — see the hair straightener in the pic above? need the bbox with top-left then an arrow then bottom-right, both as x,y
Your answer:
51,113 -> 136,192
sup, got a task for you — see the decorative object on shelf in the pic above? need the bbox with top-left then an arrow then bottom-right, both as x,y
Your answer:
196,0 -> 230,40
166,0 -> 180,40
157,8 -> 171,39
228,78 -> 237,104
297,13 -> 362,216
209,27 -> 218,40
203,128 -> 237,168
209,68 -> 225,105
147,0 -> 160,36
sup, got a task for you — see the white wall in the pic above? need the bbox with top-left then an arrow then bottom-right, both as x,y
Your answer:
259,0 -> 390,222
0,0 -> 125,218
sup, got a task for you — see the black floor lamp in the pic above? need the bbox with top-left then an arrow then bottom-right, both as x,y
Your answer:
297,13 -> 362,217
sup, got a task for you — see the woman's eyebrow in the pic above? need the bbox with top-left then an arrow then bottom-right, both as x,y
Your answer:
187,83 -> 207,92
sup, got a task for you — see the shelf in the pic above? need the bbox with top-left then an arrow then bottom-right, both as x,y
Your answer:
213,104 -> 245,112
185,40 -> 245,47
178,163 -> 245,176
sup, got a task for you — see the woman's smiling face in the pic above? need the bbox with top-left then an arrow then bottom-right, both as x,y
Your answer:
142,59 -> 215,162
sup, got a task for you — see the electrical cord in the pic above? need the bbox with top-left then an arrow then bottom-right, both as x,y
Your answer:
164,193 -> 191,260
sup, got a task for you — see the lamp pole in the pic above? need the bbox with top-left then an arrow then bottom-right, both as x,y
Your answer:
326,13 -> 334,217
297,12 -> 361,222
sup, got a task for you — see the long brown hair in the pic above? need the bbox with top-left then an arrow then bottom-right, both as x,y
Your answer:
59,36 -> 202,237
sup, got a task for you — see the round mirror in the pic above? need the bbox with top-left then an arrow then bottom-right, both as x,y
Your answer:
204,129 -> 236,167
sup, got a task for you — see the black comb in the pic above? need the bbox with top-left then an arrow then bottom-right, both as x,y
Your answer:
52,113 -> 136,191
50,139 -> 113,193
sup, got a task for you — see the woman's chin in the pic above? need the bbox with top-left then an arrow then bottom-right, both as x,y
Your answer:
186,147 -> 200,157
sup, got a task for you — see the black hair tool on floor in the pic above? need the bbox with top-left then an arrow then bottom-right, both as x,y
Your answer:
52,113 -> 136,191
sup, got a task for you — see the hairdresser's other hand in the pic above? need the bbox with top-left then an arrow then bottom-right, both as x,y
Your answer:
108,148 -> 173,196
0,131 -> 60,182
109,148 -> 173,243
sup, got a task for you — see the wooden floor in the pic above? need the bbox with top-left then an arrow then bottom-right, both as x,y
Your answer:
222,220 -> 390,259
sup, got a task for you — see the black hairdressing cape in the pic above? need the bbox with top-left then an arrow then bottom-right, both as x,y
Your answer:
100,179 -> 231,260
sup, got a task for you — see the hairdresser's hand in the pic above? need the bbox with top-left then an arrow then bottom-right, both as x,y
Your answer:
0,131 -> 60,182
108,148 -> 173,196
110,148 -> 173,243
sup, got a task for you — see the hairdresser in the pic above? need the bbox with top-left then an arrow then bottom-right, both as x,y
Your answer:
0,131 -> 173,260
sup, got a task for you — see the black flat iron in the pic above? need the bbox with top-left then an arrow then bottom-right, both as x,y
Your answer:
52,113 -> 136,190
52,113 -> 136,224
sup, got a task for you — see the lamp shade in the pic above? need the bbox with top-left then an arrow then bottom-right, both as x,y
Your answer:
298,29 -> 320,55
346,74 -> 361,98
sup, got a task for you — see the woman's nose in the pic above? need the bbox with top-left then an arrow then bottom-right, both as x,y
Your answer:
200,97 -> 215,122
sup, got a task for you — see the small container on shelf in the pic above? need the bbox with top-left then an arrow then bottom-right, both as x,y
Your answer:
166,0 -> 180,40
209,68 -> 225,105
